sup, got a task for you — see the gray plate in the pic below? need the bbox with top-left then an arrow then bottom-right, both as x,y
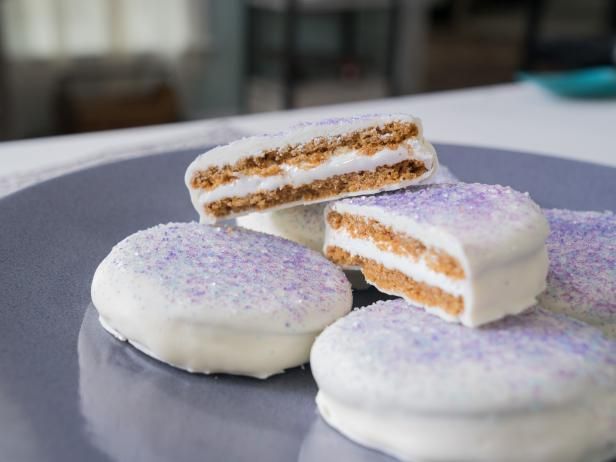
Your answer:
1,144 -> 615,462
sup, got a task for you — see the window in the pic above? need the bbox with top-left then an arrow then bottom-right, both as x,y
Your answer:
1,0 -> 209,59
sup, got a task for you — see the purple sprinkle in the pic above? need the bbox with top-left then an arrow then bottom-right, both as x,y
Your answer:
106,222 -> 351,328
539,209 -> 616,324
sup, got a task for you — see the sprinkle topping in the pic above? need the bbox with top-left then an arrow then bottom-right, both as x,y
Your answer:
100,222 -> 352,332
540,209 -> 616,327
334,183 -> 548,260
311,299 -> 616,413
288,113 -> 413,130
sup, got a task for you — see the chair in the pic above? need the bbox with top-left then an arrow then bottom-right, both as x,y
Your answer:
244,0 -> 399,109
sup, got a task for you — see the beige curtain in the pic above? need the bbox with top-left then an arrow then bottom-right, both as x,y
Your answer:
1,0 -> 210,59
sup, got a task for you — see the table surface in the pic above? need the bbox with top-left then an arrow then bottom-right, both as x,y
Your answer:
0,82 -> 614,198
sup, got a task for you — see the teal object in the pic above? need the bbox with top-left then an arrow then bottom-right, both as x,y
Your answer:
518,66 -> 616,98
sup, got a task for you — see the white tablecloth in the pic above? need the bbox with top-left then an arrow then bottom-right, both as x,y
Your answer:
1,82 -> 614,198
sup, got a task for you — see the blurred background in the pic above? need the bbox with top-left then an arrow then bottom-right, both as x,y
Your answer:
0,0 -> 614,141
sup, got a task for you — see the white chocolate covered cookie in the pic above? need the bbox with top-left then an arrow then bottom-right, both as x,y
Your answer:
91,222 -> 352,378
185,114 -> 437,223
324,183 -> 549,326
311,299 -> 616,462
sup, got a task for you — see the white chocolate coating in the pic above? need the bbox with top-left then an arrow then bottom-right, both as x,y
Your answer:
91,222 -> 352,378
236,203 -> 327,253
311,300 -> 616,462
324,183 -> 550,326
185,114 -> 438,224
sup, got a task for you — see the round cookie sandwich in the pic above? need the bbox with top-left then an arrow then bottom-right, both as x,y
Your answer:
311,299 -> 616,462
185,114 -> 438,224
323,183 -> 550,327
91,222 -> 352,378
539,209 -> 615,336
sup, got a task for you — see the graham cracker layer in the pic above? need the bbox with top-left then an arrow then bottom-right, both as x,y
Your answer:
191,121 -> 419,191
326,246 -> 464,315
204,160 -> 426,218
327,211 -> 465,279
